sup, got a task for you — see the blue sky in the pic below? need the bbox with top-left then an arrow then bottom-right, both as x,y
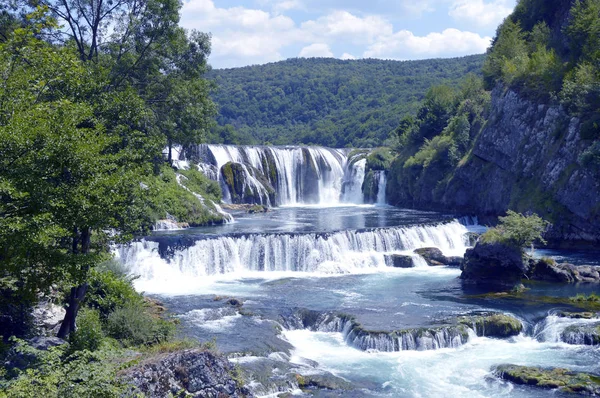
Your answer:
179,0 -> 517,69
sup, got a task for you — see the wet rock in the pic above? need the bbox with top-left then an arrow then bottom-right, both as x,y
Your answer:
221,162 -> 275,205
122,349 -> 253,398
561,323 -> 600,346
493,364 -> 600,395
529,258 -> 600,283
297,373 -> 353,391
558,312 -> 599,319
460,242 -> 527,288
457,313 -> 522,338
247,204 -> 269,214
385,254 -> 415,268
466,232 -> 480,247
413,247 -> 447,266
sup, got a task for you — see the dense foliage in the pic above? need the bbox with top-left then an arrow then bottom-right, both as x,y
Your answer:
208,56 -> 485,147
484,0 -> 600,119
389,74 -> 491,199
0,267 -> 180,397
0,1 -> 216,344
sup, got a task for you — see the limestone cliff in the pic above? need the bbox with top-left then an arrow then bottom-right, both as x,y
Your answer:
388,87 -> 600,243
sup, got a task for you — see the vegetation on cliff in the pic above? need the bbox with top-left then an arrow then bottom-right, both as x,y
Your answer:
206,56 -> 485,147
483,0 -> 600,165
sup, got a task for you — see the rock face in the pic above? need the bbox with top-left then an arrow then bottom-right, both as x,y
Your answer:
387,87 -> 600,244
460,242 -> 526,287
221,162 -> 275,206
494,364 -> 600,395
123,349 -> 253,398
32,301 -> 65,336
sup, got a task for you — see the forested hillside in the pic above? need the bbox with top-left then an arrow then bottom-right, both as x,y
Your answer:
207,56 -> 484,147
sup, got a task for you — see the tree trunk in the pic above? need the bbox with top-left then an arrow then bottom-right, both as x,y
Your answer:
57,283 -> 88,339
57,227 -> 92,339
168,140 -> 173,164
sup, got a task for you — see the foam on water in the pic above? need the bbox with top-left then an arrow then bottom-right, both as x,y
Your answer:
283,329 -> 600,397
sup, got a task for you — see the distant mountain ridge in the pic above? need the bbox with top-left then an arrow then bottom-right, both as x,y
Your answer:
207,55 -> 485,147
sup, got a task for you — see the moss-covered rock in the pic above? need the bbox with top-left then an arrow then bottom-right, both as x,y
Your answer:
221,162 -> 275,205
458,313 -> 522,338
366,147 -> 394,172
494,364 -> 600,395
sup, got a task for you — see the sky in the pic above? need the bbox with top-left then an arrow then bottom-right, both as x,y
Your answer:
179,0 -> 517,69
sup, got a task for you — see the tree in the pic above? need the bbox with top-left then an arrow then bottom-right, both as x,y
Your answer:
0,10 -> 153,339
482,210 -> 551,249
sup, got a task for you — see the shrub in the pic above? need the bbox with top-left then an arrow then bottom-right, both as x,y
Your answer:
69,309 -> 104,353
106,303 -> 175,346
365,147 -> 394,171
85,268 -> 143,320
1,345 -> 127,397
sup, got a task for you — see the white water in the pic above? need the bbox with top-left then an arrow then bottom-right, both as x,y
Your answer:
283,329 -> 596,398
190,144 -> 366,206
376,171 -> 387,205
117,220 -> 468,293
342,158 -> 366,204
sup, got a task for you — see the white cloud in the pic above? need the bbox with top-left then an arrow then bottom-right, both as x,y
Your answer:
180,0 -> 304,67
301,10 -> 393,44
364,28 -> 492,59
449,0 -> 514,28
299,43 -> 334,57
341,52 -> 356,60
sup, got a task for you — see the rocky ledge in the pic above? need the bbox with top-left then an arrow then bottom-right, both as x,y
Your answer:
122,349 -> 253,398
494,364 -> 600,395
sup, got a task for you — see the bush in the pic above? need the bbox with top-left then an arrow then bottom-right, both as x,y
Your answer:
365,148 -> 394,171
85,268 -> 143,320
106,303 -> 175,346
69,309 -> 104,353
1,345 -> 128,397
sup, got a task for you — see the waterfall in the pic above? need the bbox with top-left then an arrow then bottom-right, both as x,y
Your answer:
281,310 -> 472,353
116,220 -> 469,282
183,144 -> 366,206
535,314 -> 600,345
341,157 -> 366,204
376,171 -> 387,205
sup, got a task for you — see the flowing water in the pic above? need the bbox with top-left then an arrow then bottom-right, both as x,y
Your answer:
121,145 -> 600,397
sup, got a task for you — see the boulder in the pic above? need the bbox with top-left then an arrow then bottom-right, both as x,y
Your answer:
122,349 -> 253,398
457,313 -> 522,338
529,258 -> 600,283
385,254 -> 415,268
561,323 -> 600,346
493,364 -> 600,395
32,301 -> 66,336
460,242 -> 527,288
413,247 -> 447,266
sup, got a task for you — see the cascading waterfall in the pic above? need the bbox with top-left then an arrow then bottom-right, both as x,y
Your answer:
535,314 -> 600,345
183,144 -> 368,206
376,171 -> 387,205
116,220 -> 469,282
341,158 -> 366,204
281,310 -> 473,353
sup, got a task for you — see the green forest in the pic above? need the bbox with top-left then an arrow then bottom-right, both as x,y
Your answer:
207,56 -> 484,147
